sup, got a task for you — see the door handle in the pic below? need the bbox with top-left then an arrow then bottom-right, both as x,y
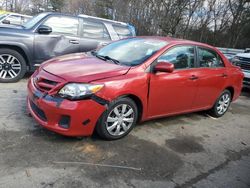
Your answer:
189,75 -> 199,80
69,40 -> 79,44
221,73 -> 228,78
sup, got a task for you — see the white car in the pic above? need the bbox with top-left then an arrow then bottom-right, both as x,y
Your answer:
232,52 -> 250,88
0,13 -> 32,26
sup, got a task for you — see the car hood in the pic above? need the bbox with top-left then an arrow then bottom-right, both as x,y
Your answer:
0,25 -> 30,37
0,24 -> 24,29
42,53 -> 130,83
236,53 -> 250,58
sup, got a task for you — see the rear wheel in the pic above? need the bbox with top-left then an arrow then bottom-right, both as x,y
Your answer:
209,89 -> 231,118
96,97 -> 138,140
0,48 -> 27,83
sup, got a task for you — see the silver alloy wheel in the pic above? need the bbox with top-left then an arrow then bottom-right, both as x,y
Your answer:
106,104 -> 135,136
0,54 -> 21,79
216,93 -> 230,115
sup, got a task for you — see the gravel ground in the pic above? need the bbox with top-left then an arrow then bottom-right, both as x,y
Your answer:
0,77 -> 250,188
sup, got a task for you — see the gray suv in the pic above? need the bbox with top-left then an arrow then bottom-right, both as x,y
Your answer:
0,12 -> 136,82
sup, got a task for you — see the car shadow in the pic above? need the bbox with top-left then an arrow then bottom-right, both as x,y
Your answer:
241,88 -> 250,98
24,72 -> 33,79
137,111 -> 208,129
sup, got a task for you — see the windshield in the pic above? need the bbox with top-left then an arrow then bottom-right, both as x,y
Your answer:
23,13 -> 47,29
96,38 -> 168,66
0,14 -> 7,20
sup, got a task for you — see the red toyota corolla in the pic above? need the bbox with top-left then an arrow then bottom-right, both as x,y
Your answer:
27,37 -> 244,140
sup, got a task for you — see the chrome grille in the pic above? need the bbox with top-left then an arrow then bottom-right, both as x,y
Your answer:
243,77 -> 250,83
237,62 -> 250,71
239,57 -> 250,62
235,57 -> 250,71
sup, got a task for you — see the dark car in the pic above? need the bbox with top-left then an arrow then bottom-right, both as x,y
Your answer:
27,37 -> 243,140
0,12 -> 136,83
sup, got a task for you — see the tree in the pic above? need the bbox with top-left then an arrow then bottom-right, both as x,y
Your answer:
227,0 -> 250,47
50,0 -> 64,12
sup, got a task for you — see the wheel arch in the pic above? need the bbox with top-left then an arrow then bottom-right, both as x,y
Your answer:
0,44 -> 31,69
224,86 -> 234,100
117,94 -> 144,122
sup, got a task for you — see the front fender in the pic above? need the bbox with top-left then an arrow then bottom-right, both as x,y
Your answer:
0,41 -> 32,66
92,71 -> 149,120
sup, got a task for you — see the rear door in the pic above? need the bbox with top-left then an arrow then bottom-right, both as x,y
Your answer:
34,15 -> 80,63
79,18 -> 112,52
192,47 -> 228,109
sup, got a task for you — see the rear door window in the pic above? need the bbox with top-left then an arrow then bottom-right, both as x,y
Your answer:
198,47 -> 224,68
113,25 -> 133,39
43,16 -> 79,36
82,19 -> 110,39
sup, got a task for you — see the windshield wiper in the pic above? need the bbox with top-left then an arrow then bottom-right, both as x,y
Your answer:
102,55 -> 120,65
91,51 -> 120,65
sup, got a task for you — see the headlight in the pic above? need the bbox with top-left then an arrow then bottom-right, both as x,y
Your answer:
58,83 -> 104,100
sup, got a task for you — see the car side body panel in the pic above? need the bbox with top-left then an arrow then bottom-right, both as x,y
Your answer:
147,69 -> 199,118
0,28 -> 34,67
191,67 -> 229,109
92,67 -> 149,121
92,40 -> 243,121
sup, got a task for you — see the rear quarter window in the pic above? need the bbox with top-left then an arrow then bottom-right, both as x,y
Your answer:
112,25 -> 133,39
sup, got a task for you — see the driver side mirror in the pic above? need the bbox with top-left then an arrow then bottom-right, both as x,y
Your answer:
154,61 -> 174,73
2,19 -> 10,24
37,25 -> 52,34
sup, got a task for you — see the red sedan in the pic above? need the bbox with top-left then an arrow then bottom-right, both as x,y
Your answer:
27,37 -> 244,140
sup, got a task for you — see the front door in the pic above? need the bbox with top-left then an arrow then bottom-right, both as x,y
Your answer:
34,15 -> 80,64
148,45 -> 199,118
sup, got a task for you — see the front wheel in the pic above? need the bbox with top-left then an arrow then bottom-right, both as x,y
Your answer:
96,97 -> 138,140
0,48 -> 27,83
209,89 -> 232,118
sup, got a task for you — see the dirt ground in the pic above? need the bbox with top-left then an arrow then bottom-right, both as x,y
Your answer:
0,77 -> 250,188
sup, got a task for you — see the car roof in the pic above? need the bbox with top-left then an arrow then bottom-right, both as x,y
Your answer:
138,36 -> 215,49
78,14 -> 129,26
7,13 -> 32,17
42,12 -> 131,27
41,12 -> 74,17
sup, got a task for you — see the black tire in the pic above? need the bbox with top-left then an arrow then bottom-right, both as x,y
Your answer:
96,97 -> 138,140
0,48 -> 27,83
209,89 -> 232,118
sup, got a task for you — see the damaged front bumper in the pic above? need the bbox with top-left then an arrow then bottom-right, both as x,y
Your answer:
27,78 -> 107,137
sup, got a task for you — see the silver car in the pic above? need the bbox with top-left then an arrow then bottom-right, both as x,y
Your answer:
0,13 -> 32,25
